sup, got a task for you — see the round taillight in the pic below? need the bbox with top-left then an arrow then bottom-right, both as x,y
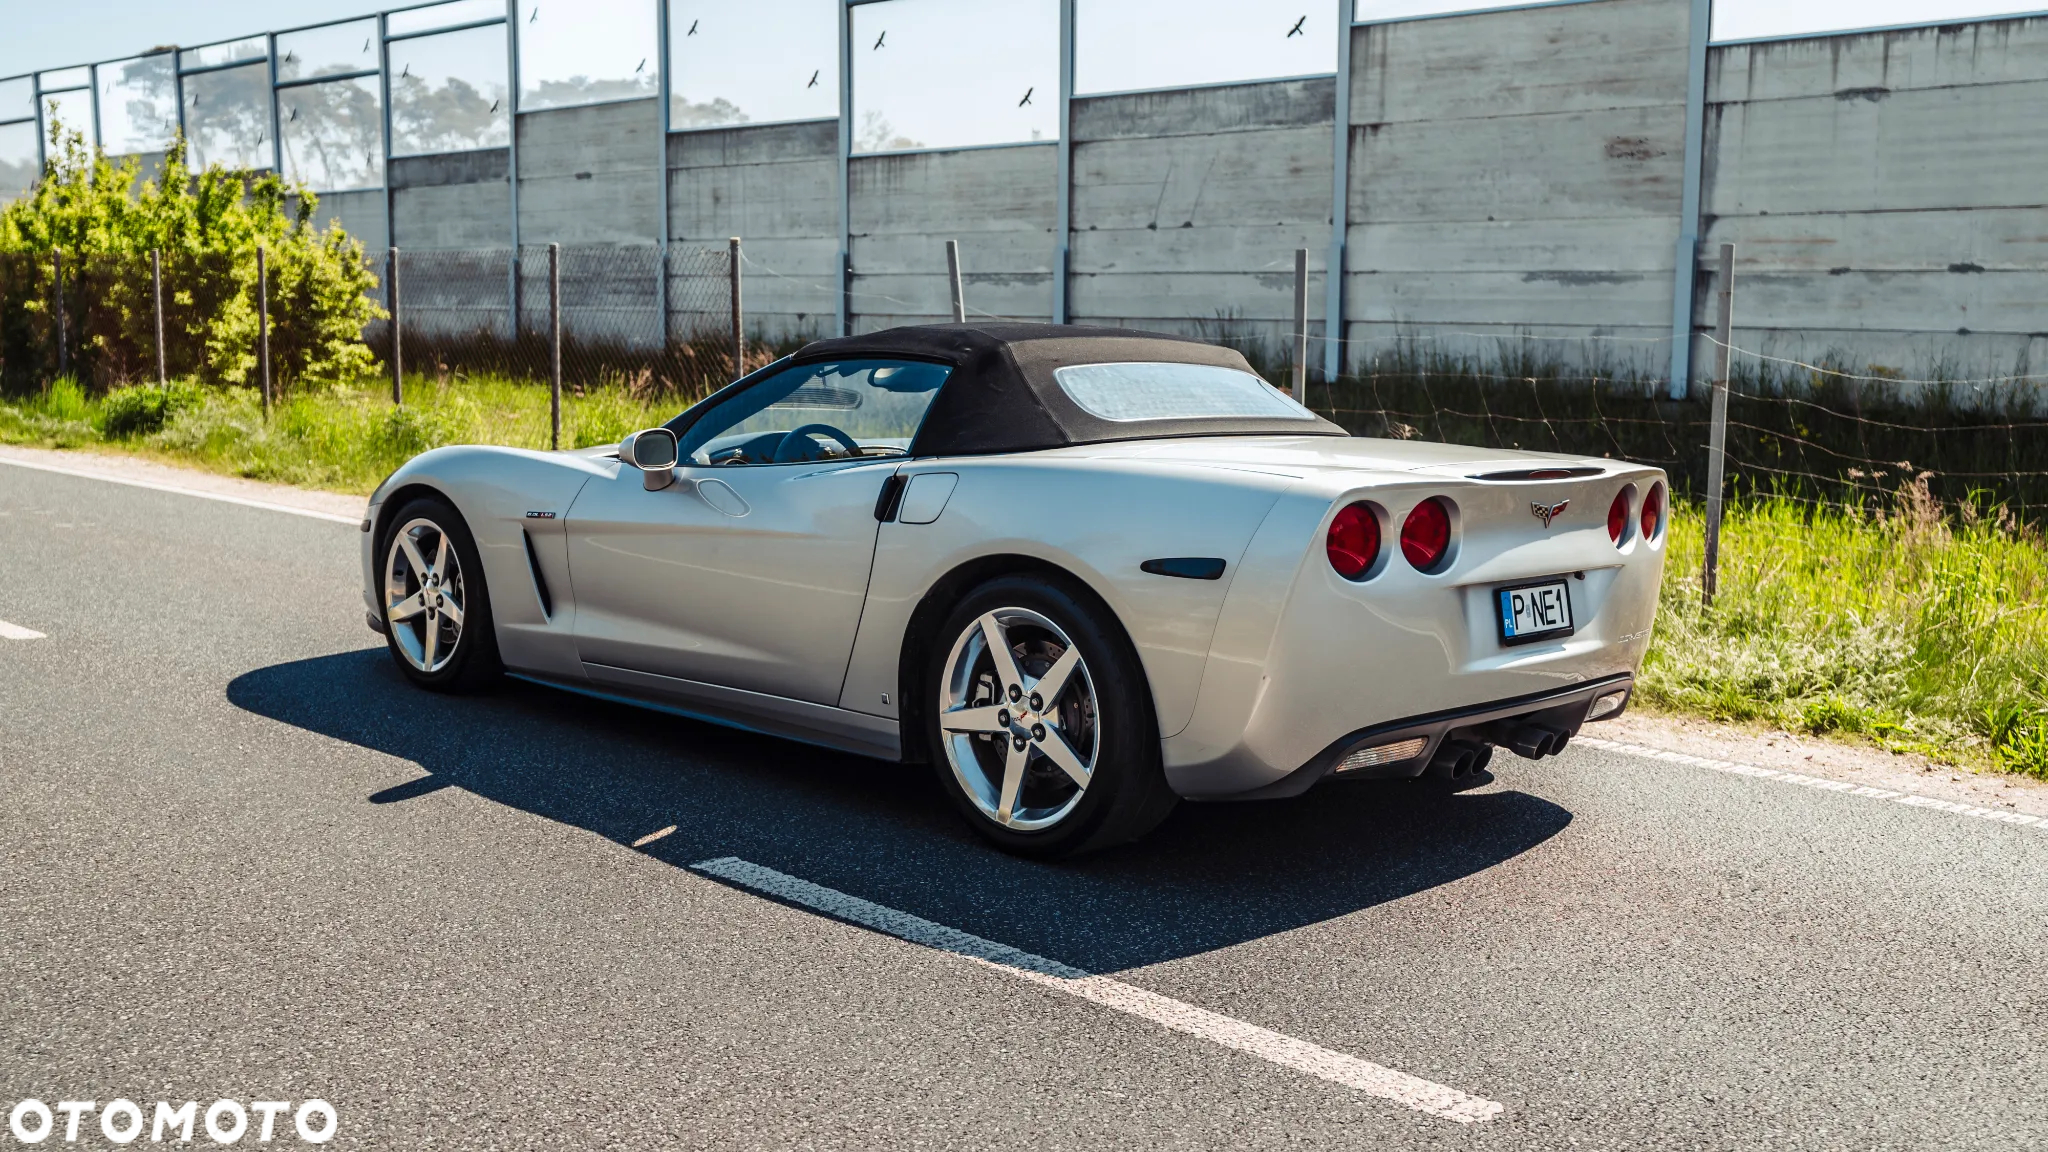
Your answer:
1608,489 -> 1630,545
1641,483 -> 1664,541
1327,502 -> 1380,580
1400,498 -> 1453,571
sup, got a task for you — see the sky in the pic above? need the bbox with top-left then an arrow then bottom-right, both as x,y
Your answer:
2,0 -> 2041,99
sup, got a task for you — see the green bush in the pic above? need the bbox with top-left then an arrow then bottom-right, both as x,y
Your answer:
99,382 -> 201,438
0,122 -> 383,393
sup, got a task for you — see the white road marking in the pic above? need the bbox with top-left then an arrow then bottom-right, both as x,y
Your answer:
0,619 -> 46,640
692,856 -> 1503,1124
1575,736 -> 2047,832
0,455 -> 359,525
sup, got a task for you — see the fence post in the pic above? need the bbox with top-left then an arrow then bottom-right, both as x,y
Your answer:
152,248 -> 166,387
387,246 -> 403,406
945,239 -> 965,324
1702,242 -> 1735,608
257,244 -> 272,420
53,248 -> 66,379
729,236 -> 743,382
549,242 -> 562,452
1291,247 -> 1309,402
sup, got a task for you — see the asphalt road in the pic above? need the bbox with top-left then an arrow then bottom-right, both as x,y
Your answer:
3,461 -> 2044,1150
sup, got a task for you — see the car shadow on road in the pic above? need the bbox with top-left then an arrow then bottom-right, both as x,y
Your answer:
229,650 -> 1573,973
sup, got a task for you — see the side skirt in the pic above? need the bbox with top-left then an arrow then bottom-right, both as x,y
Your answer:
508,664 -> 902,762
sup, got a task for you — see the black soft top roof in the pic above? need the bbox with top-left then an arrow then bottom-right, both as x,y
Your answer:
788,322 -> 1347,457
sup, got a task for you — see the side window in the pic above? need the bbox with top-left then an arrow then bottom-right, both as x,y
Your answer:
672,359 -> 951,466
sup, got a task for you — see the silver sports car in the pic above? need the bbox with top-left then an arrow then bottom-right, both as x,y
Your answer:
363,324 -> 1667,855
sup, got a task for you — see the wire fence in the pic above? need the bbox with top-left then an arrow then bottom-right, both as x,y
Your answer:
381,242 -> 771,403
4,239 -> 2046,534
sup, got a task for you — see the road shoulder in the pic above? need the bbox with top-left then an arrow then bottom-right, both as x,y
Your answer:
0,444 -> 365,523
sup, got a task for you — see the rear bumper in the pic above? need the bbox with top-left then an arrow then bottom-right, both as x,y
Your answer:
1204,674 -> 1632,801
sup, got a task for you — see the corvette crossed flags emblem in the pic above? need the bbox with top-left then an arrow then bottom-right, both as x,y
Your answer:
1530,499 -> 1569,528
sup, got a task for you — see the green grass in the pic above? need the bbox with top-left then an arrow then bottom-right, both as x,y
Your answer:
0,375 -> 674,492
6,376 -> 2045,778
1642,491 -> 2048,777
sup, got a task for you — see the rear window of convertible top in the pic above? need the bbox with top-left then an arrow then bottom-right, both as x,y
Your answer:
1053,362 -> 1317,423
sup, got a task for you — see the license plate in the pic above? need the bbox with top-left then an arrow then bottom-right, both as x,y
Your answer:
1497,579 -> 1575,646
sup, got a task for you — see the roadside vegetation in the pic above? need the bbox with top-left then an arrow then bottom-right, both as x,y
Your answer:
1644,487 -> 2048,778
0,374 -> 669,491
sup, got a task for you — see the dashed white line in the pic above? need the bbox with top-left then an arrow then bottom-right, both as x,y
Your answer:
691,856 -> 1503,1124
0,455 -> 360,525
0,619 -> 46,640
1575,736 -> 2046,832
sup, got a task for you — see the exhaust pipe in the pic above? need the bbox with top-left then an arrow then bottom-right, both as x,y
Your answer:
1425,739 -> 1493,780
1502,724 -> 1570,760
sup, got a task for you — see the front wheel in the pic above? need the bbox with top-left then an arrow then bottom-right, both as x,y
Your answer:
925,575 -> 1177,857
378,496 -> 501,692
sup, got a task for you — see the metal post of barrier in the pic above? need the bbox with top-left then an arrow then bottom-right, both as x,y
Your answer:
258,244 -> 272,419
388,246 -> 403,406
946,239 -> 965,324
549,242 -> 562,452
1702,242 -> 1734,608
53,248 -> 66,379
1292,248 -> 1309,403
729,236 -> 743,382
152,249 -> 166,387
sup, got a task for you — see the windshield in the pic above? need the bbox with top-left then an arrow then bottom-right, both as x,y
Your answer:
1052,361 -> 1316,423
673,358 -> 952,466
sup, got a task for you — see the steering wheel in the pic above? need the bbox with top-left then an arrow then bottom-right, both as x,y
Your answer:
771,423 -> 862,463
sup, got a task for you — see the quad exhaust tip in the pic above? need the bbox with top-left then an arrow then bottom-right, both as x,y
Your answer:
1503,723 -> 1570,760
1426,738 -> 1494,780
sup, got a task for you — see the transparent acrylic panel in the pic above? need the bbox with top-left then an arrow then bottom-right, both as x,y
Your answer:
98,55 -> 177,156
0,121 -> 37,202
1708,0 -> 2034,41
38,66 -> 92,92
180,37 -> 268,73
186,63 -> 272,171
388,0 -> 505,37
281,75 -> 384,190
390,24 -> 509,156
668,0 -> 837,130
1,76 -> 36,121
1054,363 -> 1312,422
277,20 -> 380,82
518,0 -> 657,111
42,88 -> 96,149
851,0 -> 1058,153
1078,0 -> 1337,94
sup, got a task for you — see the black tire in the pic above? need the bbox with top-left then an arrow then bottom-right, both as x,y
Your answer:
376,495 -> 502,693
923,573 -> 1177,858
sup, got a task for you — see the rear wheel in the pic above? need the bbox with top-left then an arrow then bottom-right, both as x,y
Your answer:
378,496 -> 501,692
925,574 -> 1176,857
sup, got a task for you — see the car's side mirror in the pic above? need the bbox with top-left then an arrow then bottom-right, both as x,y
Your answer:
621,427 -> 679,491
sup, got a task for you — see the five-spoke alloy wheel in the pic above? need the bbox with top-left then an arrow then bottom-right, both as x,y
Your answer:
937,606 -> 1100,831
378,496 -> 500,691
925,574 -> 1176,857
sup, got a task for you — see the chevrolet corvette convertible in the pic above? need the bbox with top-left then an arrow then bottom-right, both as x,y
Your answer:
363,323 -> 1667,855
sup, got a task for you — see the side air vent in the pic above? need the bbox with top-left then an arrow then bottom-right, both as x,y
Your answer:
1141,557 -> 1227,581
523,530 -> 554,619
1469,466 -> 1606,482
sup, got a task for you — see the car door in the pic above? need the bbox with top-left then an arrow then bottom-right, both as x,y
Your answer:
564,458 -> 899,704
563,357 -> 950,706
